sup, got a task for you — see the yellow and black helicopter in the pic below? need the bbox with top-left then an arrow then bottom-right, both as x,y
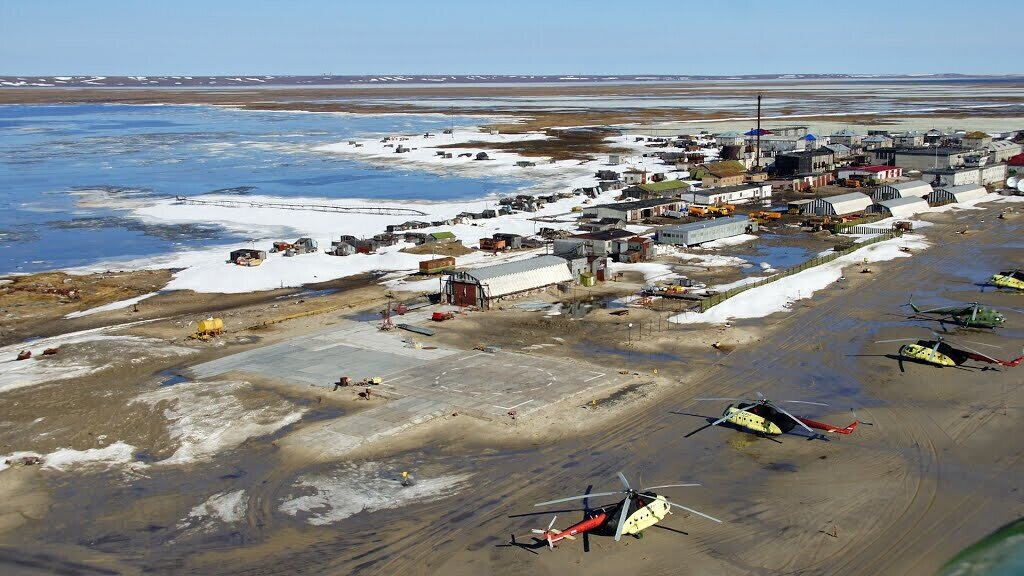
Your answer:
904,296 -> 1014,329
876,332 -> 1023,371
988,269 -> 1024,292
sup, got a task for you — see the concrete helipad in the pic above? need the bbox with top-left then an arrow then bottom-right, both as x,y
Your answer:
188,308 -> 626,456
379,350 -> 617,417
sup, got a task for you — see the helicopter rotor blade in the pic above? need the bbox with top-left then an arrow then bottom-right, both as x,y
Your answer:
755,391 -> 766,399
660,499 -> 724,524
613,496 -> 632,542
706,404 -> 761,428
779,400 -> 830,406
956,344 -> 1002,364
694,397 -> 747,402
639,483 -> 701,491
617,472 -> 630,491
769,402 -> 818,437
535,491 -> 622,507
959,339 -> 1001,349
876,338 -> 920,344
971,303 -> 979,324
548,516 -> 557,530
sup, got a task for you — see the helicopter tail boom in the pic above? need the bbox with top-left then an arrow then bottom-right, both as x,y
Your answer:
798,417 -> 858,435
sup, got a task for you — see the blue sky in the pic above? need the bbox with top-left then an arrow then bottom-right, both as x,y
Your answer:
2,0 -> 1022,76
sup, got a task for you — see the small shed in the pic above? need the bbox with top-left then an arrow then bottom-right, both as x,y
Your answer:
871,196 -> 930,219
871,180 -> 932,202
426,231 -> 457,244
807,192 -> 873,216
928,184 -> 988,206
229,248 -> 267,262
492,233 -> 524,249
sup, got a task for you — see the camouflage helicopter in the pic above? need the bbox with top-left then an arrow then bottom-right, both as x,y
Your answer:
905,296 -> 1010,329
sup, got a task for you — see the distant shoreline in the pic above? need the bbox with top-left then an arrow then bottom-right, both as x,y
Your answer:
4,73 -> 1024,89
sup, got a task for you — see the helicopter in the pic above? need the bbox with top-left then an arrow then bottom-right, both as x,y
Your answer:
905,296 -> 1007,329
988,269 -> 1024,292
876,332 -> 1023,369
526,471 -> 721,548
684,392 -> 860,440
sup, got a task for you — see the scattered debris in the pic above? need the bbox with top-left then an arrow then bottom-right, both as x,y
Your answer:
16,350 -> 31,361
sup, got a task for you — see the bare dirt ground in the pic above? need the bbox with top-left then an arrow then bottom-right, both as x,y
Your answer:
0,199 -> 1019,575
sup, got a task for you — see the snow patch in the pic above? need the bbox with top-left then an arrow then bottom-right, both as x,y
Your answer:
672,234 -> 930,325
280,462 -> 470,526
133,380 -> 305,464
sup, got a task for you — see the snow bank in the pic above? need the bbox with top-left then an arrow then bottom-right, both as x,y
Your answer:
64,292 -> 157,318
279,462 -> 470,526
133,380 -> 305,464
672,234 -> 930,325
183,489 -> 248,525
0,441 -> 137,473
0,331 -> 193,394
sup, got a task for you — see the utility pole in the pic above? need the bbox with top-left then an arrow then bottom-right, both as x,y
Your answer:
755,93 -> 763,171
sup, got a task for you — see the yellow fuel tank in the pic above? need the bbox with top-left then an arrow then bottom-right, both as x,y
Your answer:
197,317 -> 224,334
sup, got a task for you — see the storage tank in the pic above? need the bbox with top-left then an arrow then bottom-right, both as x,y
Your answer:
197,318 -> 223,334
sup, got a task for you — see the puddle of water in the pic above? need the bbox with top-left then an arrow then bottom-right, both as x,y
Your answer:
158,370 -> 189,387
345,310 -> 384,322
731,241 -> 819,274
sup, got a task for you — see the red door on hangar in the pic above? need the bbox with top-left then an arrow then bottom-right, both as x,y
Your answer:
451,282 -> 477,307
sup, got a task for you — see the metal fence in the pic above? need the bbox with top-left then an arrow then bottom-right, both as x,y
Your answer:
699,230 -> 903,312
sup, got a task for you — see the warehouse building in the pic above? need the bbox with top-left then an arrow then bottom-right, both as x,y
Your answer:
870,196 -> 930,219
807,192 -> 873,216
869,147 -> 970,171
871,180 -> 931,201
681,183 -> 772,205
986,140 -> 1023,163
444,255 -> 572,309
927,184 -> 988,206
922,163 -> 1007,187
655,216 -> 757,247
581,198 -> 685,221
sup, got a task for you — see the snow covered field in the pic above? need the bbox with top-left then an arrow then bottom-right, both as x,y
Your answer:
66,126 -> 692,295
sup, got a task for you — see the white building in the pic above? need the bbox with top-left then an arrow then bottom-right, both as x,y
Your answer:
921,163 -> 1007,187
681,183 -> 772,206
986,140 -> 1023,163
871,180 -> 932,202
807,192 -> 873,216
928,184 -> 988,205
870,196 -> 930,219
